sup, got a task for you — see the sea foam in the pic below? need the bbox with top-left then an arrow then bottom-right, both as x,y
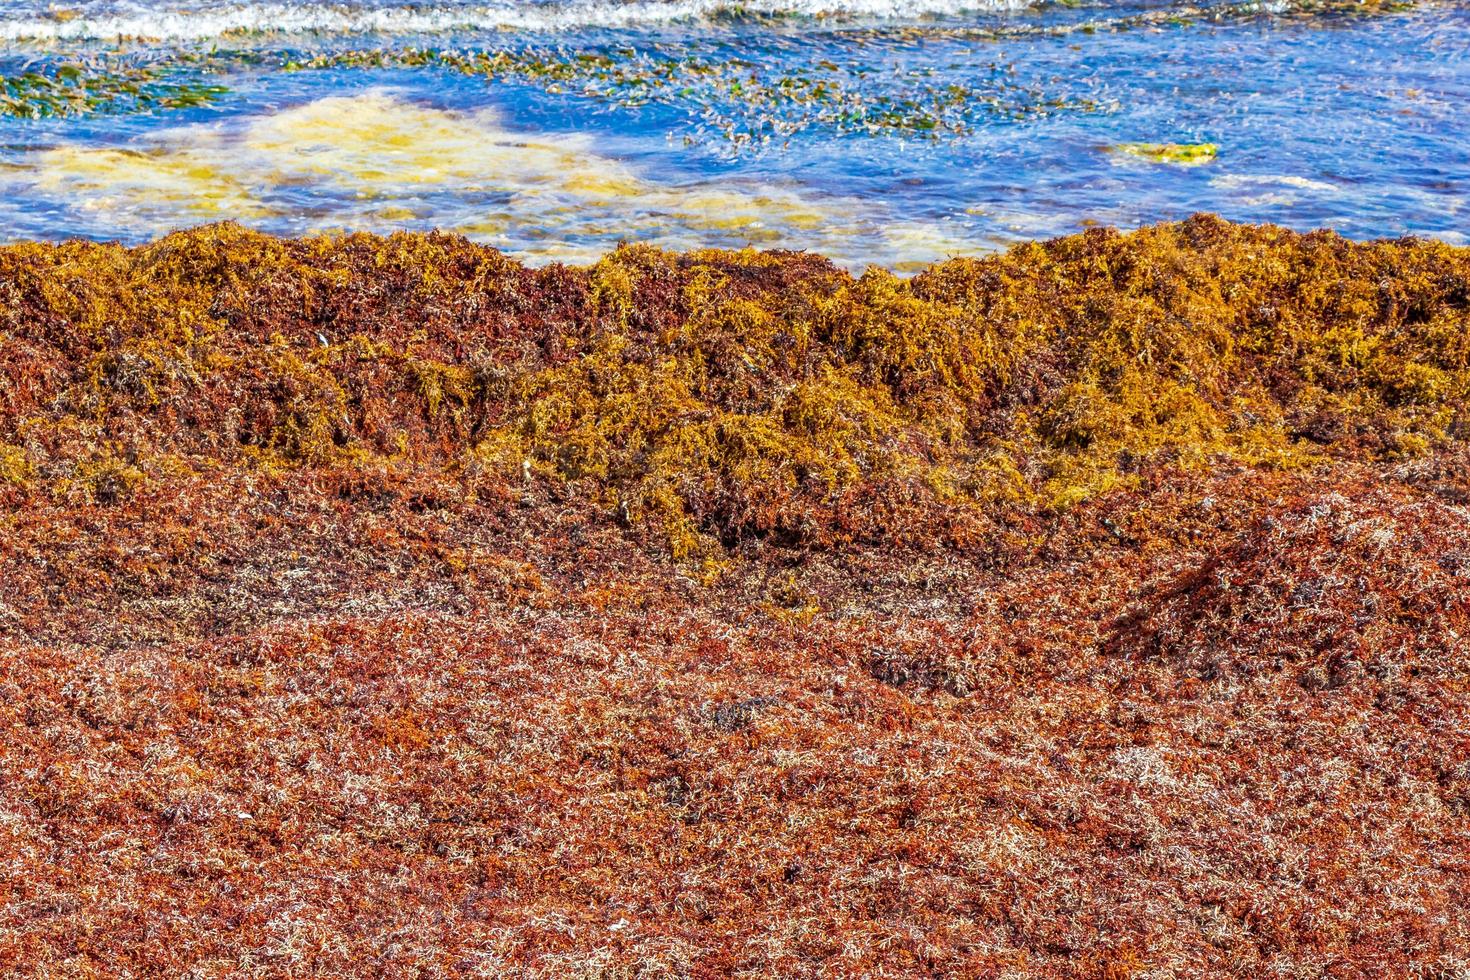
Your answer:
0,0 -> 1037,42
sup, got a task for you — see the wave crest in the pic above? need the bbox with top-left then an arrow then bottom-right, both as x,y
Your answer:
0,0 -> 1038,42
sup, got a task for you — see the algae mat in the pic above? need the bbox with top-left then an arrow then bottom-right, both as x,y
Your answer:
2,218 -> 1469,976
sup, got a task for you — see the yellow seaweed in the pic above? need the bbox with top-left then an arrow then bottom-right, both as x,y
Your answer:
1110,142 -> 1219,165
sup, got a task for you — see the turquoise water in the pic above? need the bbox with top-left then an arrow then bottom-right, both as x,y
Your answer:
0,0 -> 1466,267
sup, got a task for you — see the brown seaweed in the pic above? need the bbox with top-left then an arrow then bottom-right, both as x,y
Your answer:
1,217 -> 1468,976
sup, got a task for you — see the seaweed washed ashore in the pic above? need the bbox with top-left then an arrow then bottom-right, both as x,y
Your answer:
3,218 -> 1470,975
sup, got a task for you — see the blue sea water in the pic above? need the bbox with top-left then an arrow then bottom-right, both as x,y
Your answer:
0,0 -> 1465,267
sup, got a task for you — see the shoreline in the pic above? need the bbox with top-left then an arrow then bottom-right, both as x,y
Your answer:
4,214 -> 1468,272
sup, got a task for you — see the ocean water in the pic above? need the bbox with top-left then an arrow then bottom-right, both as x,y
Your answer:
0,0 -> 1465,267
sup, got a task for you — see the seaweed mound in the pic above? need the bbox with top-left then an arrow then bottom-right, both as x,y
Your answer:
2,218 -> 1468,976
4,213 -> 1468,554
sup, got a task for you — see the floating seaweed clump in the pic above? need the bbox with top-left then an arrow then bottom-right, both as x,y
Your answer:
1110,141 -> 1219,165
2,217 -> 1469,975
280,45 -> 1102,147
0,61 -> 227,118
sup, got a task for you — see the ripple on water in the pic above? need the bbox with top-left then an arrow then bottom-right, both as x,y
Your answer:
0,0 -> 1466,256
21,91 -> 983,267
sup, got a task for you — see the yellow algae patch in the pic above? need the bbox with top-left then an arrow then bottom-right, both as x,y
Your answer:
0,443 -> 32,488
25,92 -> 979,267
240,93 -> 649,201
1110,142 -> 1218,166
34,145 -> 271,224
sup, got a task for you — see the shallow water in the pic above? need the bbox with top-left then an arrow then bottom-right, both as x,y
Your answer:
0,0 -> 1466,267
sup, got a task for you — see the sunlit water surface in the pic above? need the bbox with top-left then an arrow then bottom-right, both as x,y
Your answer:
0,0 -> 1466,267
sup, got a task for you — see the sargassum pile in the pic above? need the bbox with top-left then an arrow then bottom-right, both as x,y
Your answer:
2,216 -> 1468,977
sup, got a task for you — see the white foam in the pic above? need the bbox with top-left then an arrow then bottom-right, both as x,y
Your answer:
0,0 -> 1036,42
1212,173 -> 1340,193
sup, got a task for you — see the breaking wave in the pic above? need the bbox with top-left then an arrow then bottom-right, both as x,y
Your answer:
0,0 -> 1039,42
